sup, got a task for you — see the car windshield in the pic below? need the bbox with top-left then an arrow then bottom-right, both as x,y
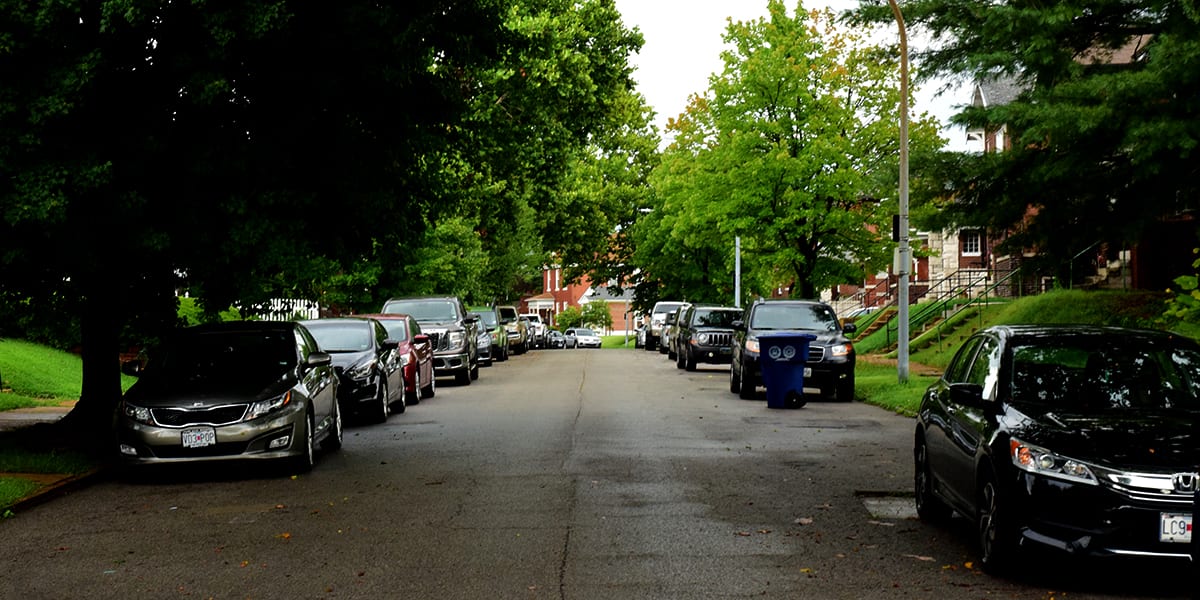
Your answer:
376,320 -> 409,342
304,321 -> 373,352
695,309 -> 741,327
576,328 -> 596,336
1010,339 -> 1200,411
476,311 -> 498,327
384,300 -> 457,322
152,330 -> 295,392
750,304 -> 839,331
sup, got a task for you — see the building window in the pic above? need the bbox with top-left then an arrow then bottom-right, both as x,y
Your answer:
962,230 -> 982,257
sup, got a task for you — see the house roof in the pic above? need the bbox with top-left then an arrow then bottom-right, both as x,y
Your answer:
971,76 -> 1024,108
582,283 -> 631,303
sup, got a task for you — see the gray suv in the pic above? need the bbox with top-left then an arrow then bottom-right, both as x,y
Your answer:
382,296 -> 479,385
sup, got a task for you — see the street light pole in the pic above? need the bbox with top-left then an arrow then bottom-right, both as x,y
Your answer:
888,0 -> 911,383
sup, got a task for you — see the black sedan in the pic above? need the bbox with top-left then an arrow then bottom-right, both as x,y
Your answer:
915,324 -> 1200,572
301,318 -> 404,423
116,321 -> 341,474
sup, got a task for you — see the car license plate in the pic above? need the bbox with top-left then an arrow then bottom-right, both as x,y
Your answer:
1159,512 -> 1192,543
182,427 -> 217,449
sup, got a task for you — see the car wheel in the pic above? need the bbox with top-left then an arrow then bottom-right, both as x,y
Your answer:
392,379 -> 406,414
321,400 -> 343,452
685,350 -> 697,372
675,347 -> 686,369
470,359 -> 479,380
645,338 -> 656,351
738,368 -> 756,400
421,368 -> 436,398
837,377 -> 855,402
978,472 -> 1018,574
407,370 -> 421,405
913,434 -> 950,522
729,361 -> 742,394
289,408 -> 316,474
372,380 -> 391,423
455,369 -> 471,385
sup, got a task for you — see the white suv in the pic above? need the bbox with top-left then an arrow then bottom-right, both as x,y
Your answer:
521,313 -> 547,349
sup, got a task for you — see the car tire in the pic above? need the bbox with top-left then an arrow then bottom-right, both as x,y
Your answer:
738,368 -> 756,400
645,338 -> 656,351
675,348 -> 686,369
392,379 -> 406,415
685,351 -> 697,371
455,369 -> 471,385
470,359 -> 479,380
421,369 -> 436,399
913,434 -> 951,522
321,400 -> 343,452
978,472 -> 1018,574
372,380 -> 391,423
836,377 -> 855,402
407,370 -> 421,405
730,361 -> 742,394
289,408 -> 316,474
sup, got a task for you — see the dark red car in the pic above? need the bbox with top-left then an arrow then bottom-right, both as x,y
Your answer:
356,313 -> 435,404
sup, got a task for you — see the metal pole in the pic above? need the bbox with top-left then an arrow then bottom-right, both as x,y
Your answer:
889,0 -> 910,383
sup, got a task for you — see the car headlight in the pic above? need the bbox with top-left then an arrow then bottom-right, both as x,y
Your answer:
398,352 -> 412,368
246,390 -> 293,421
746,338 -> 760,353
447,331 -> 466,349
828,343 -> 853,357
121,400 -> 154,425
697,333 -> 709,345
347,360 -> 376,380
1010,438 -> 1098,485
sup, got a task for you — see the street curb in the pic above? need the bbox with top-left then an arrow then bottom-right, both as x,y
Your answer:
2,467 -> 107,516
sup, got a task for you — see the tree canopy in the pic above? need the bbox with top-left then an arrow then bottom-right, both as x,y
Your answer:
631,1 -> 943,307
0,0 -> 646,433
849,0 -> 1200,283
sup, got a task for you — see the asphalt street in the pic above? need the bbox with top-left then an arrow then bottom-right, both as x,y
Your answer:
0,348 -> 1189,599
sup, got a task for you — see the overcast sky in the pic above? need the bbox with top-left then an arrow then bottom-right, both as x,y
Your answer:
611,0 -> 969,150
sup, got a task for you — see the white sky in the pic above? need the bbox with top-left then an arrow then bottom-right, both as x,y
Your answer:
612,0 -> 969,150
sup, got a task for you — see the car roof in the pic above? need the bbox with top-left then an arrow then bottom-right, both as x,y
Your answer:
354,312 -> 412,321
985,324 -> 1196,345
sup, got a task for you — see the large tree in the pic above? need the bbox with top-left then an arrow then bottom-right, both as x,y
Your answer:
0,0 -> 643,439
850,0 -> 1200,283
635,1 -> 943,304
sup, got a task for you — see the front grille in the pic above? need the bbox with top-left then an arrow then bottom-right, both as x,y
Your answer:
705,332 -> 733,347
1101,471 -> 1196,507
152,405 -> 249,428
807,346 -> 826,362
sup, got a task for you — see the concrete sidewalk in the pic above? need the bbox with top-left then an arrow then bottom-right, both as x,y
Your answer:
0,405 -> 73,433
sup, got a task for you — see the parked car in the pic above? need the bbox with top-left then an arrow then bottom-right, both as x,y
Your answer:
301,317 -> 405,422
562,328 -> 578,348
497,305 -> 528,355
673,305 -> 742,371
522,313 -> 547,349
116,321 -> 341,473
546,330 -> 567,349
382,296 -> 479,385
914,325 -> 1200,572
474,325 -> 494,366
729,299 -> 857,402
644,301 -> 686,352
355,313 -> 435,403
470,306 -> 508,363
634,325 -> 646,349
660,305 -> 687,357
565,327 -> 602,349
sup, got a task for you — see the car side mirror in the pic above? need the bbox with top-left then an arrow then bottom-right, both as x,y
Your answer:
948,382 -> 985,407
305,352 -> 333,369
464,314 -> 479,324
732,320 -> 746,331
382,339 -> 400,351
414,334 -> 430,345
841,323 -> 857,334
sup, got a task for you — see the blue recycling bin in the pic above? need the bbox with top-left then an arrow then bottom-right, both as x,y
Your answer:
758,333 -> 817,409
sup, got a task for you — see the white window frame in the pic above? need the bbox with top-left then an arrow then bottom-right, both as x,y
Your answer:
962,230 -> 983,257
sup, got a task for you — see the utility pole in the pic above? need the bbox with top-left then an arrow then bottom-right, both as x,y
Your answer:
735,236 -> 742,308
888,0 -> 911,383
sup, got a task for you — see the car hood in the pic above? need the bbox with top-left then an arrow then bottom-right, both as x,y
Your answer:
1004,404 -> 1200,470
124,374 -> 294,408
417,320 -> 459,332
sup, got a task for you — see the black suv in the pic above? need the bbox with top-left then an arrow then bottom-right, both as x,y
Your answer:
729,299 -> 856,401
381,296 -> 479,385
672,304 -> 742,371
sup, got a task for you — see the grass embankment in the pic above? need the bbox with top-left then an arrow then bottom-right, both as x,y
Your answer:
0,339 -> 129,512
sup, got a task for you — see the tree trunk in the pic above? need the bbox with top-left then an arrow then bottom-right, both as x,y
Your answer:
57,279 -> 123,452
